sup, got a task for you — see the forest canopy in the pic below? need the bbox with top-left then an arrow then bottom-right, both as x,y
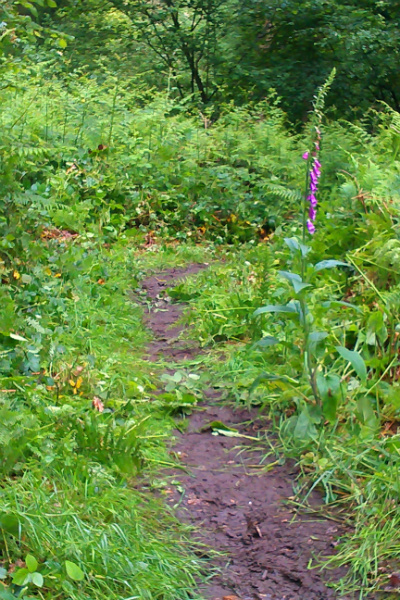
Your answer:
31,0 -> 400,120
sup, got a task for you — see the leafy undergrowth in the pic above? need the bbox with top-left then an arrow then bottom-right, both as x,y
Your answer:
3,66 -> 400,600
170,233 -> 400,598
0,238 -> 208,600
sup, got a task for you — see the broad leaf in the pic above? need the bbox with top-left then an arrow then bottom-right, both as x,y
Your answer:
254,300 -> 304,322
254,304 -> 298,316
12,567 -> 29,586
31,572 -> 44,587
0,513 -> 20,536
250,372 -> 299,393
317,373 -> 341,422
278,270 -> 302,283
0,591 -> 17,600
254,336 -> 280,348
279,270 -> 312,294
0,568 -> 7,580
336,346 -> 367,383
293,280 -> 312,294
308,331 -> 328,343
26,554 -> 38,573
293,408 -> 318,441
366,311 -> 388,346
357,397 -> 378,430
65,560 -> 85,582
314,260 -> 350,271
322,300 -> 363,314
284,237 -> 310,257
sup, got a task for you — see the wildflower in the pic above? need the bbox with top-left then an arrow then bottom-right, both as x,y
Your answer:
307,220 -> 316,234
306,155 -> 322,235
302,151 -> 309,160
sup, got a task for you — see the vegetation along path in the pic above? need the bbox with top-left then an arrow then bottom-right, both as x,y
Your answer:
140,264 -> 351,600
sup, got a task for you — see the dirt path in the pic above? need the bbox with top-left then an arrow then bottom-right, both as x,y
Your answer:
140,264 -> 351,600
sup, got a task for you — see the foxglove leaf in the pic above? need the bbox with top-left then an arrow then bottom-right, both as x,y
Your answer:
314,260 -> 349,271
336,346 -> 367,383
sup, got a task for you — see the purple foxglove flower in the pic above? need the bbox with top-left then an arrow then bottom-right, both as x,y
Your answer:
309,206 -> 317,221
307,219 -> 316,234
308,194 -> 317,207
303,151 -> 310,160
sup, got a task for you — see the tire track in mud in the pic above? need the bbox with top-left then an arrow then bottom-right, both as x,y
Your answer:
140,264 -> 352,600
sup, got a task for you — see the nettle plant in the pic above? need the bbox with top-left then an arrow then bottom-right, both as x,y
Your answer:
254,71 -> 372,440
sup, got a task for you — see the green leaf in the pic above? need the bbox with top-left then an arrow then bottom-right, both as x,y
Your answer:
47,0 -> 57,6
308,331 -> 328,344
254,300 -> 304,322
336,346 -> 367,383
284,237 -> 310,257
0,591 -> 17,600
278,270 -> 301,283
293,408 -> 318,441
254,336 -> 280,348
0,513 -> 20,535
317,373 -> 341,422
26,554 -> 38,573
0,568 -> 7,580
357,397 -> 378,430
366,311 -> 388,346
279,270 -> 312,294
65,560 -> 85,581
250,371 -> 299,393
321,300 -> 363,314
59,38 -> 68,49
31,572 -> 44,587
254,303 -> 297,316
314,260 -> 349,271
12,567 -> 29,586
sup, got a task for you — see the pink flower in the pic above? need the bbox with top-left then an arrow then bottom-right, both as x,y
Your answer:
302,151 -> 310,160
309,206 -> 317,221
307,220 -> 316,234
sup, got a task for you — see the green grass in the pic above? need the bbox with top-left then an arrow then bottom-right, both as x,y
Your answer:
0,238 -> 208,600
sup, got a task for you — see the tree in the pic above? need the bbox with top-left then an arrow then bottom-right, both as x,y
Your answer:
0,0 -> 60,79
101,0 -> 236,103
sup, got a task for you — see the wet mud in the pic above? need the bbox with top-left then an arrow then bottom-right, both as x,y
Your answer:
140,264 -> 351,600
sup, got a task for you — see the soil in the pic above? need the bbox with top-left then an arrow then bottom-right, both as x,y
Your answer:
140,264 -> 351,600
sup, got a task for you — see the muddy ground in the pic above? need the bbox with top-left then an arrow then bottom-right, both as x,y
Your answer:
140,264 -> 352,600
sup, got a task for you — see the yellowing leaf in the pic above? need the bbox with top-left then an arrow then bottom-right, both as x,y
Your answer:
69,379 -> 76,387
55,273 -> 62,278
76,377 -> 83,389
44,268 -> 52,276
13,271 -> 21,280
